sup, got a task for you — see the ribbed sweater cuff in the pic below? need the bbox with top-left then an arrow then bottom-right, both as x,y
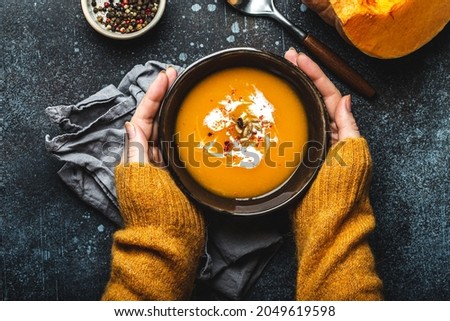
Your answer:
318,137 -> 372,204
294,137 -> 372,222
115,163 -> 204,230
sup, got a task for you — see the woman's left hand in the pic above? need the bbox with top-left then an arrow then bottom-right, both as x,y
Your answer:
284,48 -> 361,145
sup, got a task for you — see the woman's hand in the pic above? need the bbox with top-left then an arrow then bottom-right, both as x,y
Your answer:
122,67 -> 178,165
284,48 -> 360,145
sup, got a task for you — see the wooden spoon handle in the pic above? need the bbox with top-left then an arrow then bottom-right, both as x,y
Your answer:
303,34 -> 376,98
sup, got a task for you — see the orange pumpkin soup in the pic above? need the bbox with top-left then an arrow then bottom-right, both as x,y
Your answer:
175,67 -> 308,199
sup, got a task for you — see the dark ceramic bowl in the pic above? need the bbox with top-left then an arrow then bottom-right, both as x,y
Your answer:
159,48 -> 329,216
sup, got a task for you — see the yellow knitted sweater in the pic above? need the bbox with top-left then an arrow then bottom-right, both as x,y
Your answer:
102,138 -> 383,300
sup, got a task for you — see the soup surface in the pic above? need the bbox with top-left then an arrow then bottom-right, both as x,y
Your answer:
175,67 -> 308,198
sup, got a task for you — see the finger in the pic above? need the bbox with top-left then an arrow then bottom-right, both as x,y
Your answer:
166,66 -> 178,87
329,121 -> 339,145
123,121 -> 150,164
334,95 -> 361,141
284,47 -> 298,65
149,119 -> 161,164
131,71 -> 170,140
148,67 -> 177,147
295,53 -> 342,120
331,131 -> 339,145
145,67 -> 177,167
149,145 -> 164,167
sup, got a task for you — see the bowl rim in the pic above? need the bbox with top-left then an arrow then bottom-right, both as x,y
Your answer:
159,47 -> 330,216
80,0 -> 166,40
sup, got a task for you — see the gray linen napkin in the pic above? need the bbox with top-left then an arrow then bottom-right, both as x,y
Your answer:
45,60 -> 284,300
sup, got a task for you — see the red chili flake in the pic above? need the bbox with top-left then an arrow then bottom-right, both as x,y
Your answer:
223,141 -> 231,152
104,2 -> 110,8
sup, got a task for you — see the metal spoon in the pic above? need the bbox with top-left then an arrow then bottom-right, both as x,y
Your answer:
226,0 -> 376,98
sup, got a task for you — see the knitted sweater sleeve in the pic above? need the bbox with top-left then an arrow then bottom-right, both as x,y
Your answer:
293,138 -> 383,300
102,164 -> 206,301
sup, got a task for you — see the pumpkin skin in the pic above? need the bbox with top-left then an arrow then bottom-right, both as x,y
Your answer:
301,0 -> 450,59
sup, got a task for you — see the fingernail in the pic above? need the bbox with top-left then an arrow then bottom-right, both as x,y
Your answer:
289,47 -> 296,51
345,95 -> 352,112
167,64 -> 174,69
159,69 -> 166,74
124,121 -> 136,139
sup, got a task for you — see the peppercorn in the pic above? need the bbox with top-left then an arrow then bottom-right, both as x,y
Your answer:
237,117 -> 244,129
90,0 -> 158,34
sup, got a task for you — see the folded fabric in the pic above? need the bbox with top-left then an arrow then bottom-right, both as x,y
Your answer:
198,214 -> 284,300
45,60 -> 284,300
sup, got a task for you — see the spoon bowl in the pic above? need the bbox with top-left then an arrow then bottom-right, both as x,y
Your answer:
228,0 -> 280,16
228,0 -> 307,38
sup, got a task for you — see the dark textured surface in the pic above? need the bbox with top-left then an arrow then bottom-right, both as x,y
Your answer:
2,0 -> 449,301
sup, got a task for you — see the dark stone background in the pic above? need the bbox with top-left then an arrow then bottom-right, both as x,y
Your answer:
2,0 -> 449,300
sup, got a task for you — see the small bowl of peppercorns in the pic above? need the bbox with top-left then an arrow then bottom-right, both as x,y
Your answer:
81,0 -> 166,40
